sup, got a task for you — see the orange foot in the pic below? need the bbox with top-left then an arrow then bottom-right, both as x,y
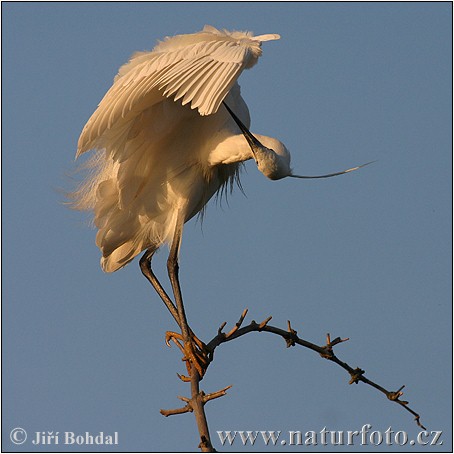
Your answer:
165,331 -> 210,381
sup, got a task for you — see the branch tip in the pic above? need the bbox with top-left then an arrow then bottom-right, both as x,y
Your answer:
218,321 -> 227,335
415,416 -> 427,431
203,385 -> 233,404
330,336 -> 349,347
226,308 -> 249,338
160,404 -> 193,417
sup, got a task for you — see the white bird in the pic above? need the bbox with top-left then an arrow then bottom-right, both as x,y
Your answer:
72,25 -> 368,377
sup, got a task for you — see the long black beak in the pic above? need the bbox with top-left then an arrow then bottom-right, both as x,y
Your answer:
223,101 -> 375,179
223,102 -> 263,161
290,161 -> 376,179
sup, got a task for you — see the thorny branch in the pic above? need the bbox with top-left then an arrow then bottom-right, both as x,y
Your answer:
206,309 -> 426,430
161,309 -> 425,451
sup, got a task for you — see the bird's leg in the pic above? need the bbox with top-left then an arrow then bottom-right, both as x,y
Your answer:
139,248 -> 207,368
139,249 -> 180,327
167,218 -> 209,378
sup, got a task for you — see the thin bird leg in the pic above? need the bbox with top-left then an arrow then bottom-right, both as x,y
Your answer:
139,249 -> 180,328
139,249 -> 206,354
167,217 -> 209,378
167,220 -> 189,339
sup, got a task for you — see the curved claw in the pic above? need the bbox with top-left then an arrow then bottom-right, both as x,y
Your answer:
166,331 -> 210,379
165,331 -> 186,353
177,373 -> 192,382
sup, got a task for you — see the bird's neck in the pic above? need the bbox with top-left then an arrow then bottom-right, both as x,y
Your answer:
207,133 -> 291,180
207,134 -> 256,166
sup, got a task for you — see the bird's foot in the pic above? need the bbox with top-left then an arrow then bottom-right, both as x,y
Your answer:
165,331 -> 210,381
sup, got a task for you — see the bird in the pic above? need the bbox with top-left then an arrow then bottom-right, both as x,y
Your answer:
71,25 -> 369,378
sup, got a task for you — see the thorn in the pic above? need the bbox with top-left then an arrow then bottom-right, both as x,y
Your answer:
330,336 -> 350,347
259,316 -> 272,329
349,367 -> 365,384
285,320 -> 298,347
322,333 -> 349,357
387,385 -> 407,403
218,321 -> 227,335
320,334 -> 335,359
285,338 -> 295,347
287,320 -> 296,334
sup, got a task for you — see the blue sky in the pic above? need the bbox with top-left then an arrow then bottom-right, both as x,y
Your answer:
2,2 -> 452,452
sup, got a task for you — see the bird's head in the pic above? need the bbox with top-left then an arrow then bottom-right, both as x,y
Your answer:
223,102 -> 373,181
252,136 -> 292,180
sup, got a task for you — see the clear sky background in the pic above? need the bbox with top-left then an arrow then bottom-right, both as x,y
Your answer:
2,2 -> 452,452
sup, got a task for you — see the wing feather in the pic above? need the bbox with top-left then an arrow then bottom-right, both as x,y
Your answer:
174,60 -> 219,104
204,63 -> 239,114
77,26 -> 279,157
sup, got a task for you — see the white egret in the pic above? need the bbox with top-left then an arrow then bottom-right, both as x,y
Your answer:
72,25 -> 368,377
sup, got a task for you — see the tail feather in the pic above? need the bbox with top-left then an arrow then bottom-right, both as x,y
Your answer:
100,240 -> 146,272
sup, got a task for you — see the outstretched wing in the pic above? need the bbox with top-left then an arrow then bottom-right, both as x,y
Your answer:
77,25 -> 279,156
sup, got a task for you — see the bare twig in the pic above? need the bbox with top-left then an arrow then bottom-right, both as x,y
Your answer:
204,314 -> 426,430
225,308 -> 248,338
189,367 -> 215,452
203,385 -> 233,404
160,404 -> 192,417
161,310 -> 425,452
160,373 -> 232,452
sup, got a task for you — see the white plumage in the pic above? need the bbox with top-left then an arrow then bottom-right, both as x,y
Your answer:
72,25 -> 368,276
72,26 -> 290,272
71,25 -> 371,382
